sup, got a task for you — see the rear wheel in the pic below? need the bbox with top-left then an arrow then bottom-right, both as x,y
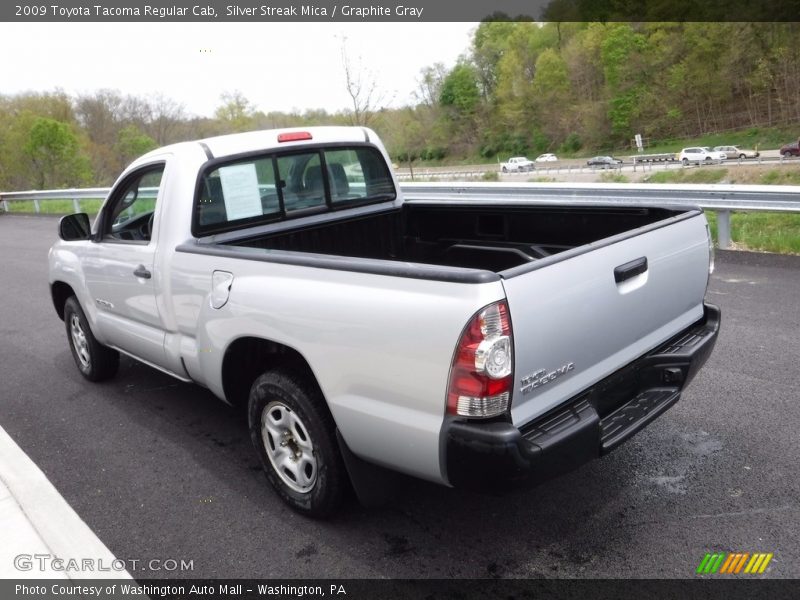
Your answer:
739,154 -> 746,160
64,296 -> 119,382
248,370 -> 345,518
784,151 -> 793,158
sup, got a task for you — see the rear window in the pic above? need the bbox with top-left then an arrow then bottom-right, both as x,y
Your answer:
195,145 -> 395,235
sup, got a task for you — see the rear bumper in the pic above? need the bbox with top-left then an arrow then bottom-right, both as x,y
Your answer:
444,303 -> 720,489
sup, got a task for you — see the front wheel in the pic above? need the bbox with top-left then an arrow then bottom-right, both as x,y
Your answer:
64,296 -> 119,381
682,158 -> 689,166
248,370 -> 346,518
784,151 -> 793,158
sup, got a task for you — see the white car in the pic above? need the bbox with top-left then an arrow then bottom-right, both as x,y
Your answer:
678,147 -> 726,165
500,156 -> 535,172
535,153 -> 558,162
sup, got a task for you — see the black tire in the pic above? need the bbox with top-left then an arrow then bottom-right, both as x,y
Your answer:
784,151 -> 792,159
64,296 -> 119,382
682,158 -> 689,166
248,369 -> 345,518
739,154 -> 746,160
501,166 -> 507,173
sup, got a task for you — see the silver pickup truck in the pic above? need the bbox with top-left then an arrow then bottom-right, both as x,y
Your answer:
49,126 -> 719,517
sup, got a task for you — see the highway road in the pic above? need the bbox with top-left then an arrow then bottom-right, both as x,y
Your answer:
395,151 -> 799,182
1,214 -> 798,579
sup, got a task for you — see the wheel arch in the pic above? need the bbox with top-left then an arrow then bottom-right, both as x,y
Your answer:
220,336 -> 323,410
51,281 -> 76,321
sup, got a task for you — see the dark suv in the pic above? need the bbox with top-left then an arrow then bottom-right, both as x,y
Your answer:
780,142 -> 800,158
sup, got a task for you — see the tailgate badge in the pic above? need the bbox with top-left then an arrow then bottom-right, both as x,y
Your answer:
521,362 -> 575,394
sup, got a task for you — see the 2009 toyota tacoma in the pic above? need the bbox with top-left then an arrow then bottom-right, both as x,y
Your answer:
49,127 -> 719,517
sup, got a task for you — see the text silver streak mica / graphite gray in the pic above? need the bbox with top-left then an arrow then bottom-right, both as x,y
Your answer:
48,126 -> 719,516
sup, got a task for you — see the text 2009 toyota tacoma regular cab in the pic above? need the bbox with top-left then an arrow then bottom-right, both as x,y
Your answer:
49,127 -> 719,517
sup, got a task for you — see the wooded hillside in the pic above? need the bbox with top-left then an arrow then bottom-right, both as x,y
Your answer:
1,22 -> 797,190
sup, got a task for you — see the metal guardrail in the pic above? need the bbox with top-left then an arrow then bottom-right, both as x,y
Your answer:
2,182 -> 799,250
403,181 -> 800,249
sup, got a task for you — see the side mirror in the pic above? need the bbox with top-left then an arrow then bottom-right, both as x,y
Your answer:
58,213 -> 91,241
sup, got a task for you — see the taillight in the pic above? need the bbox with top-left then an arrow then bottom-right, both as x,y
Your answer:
447,300 -> 513,418
277,131 -> 313,142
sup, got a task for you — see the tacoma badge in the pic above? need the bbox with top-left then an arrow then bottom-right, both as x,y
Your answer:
521,362 -> 575,394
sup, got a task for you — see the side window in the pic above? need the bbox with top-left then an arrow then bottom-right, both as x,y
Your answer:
104,165 -> 164,242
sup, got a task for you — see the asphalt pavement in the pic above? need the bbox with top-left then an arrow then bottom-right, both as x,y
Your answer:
0,214 -> 798,579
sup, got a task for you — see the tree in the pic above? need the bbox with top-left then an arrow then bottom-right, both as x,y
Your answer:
214,91 -> 256,132
23,117 -> 91,189
340,37 -> 387,127
114,125 -> 158,164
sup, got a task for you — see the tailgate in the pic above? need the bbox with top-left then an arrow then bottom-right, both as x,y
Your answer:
503,212 -> 711,427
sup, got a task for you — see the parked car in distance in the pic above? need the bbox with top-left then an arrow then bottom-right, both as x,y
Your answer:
779,143 -> 800,158
587,156 -> 623,168
678,147 -> 726,165
713,145 -> 759,160
535,153 -> 558,162
500,156 -> 535,172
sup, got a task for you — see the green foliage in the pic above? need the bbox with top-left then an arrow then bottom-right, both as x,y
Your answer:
439,64 -> 480,114
23,117 -> 91,188
644,168 -> 728,184
114,125 -> 158,164
482,170 -> 500,181
559,133 -> 582,154
421,146 -> 447,161
214,91 -> 256,132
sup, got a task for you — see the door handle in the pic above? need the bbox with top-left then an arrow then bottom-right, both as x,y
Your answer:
133,265 -> 152,279
614,257 -> 647,283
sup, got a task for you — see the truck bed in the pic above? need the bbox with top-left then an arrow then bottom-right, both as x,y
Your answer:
226,203 -> 691,274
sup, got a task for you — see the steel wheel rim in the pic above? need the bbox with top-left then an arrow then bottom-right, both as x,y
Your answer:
69,314 -> 91,369
261,400 -> 317,493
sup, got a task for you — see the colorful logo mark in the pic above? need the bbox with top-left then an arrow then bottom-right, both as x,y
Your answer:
696,552 -> 773,575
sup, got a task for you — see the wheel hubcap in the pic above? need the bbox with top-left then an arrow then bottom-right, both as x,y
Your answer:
261,401 -> 317,493
70,314 -> 91,369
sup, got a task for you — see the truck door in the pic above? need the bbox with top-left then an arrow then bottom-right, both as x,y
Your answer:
82,161 -> 167,367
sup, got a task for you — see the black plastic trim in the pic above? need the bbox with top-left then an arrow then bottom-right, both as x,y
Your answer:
95,161 -> 166,243
175,242 -> 501,284
444,303 -> 720,489
614,256 -> 648,283
198,142 -> 213,160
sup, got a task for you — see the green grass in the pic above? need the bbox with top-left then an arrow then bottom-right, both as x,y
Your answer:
705,211 -> 800,254
758,169 -> 800,185
4,199 -> 104,214
643,169 -> 728,184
